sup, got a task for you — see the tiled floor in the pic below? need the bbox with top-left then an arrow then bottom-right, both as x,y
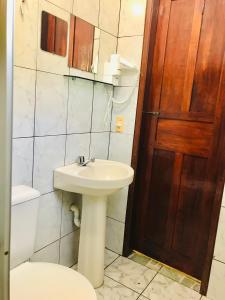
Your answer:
73,250 -> 212,300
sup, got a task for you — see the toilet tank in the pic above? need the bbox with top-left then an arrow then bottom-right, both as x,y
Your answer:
10,186 -> 40,269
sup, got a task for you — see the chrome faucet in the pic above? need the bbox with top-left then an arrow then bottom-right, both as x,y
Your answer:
77,156 -> 95,167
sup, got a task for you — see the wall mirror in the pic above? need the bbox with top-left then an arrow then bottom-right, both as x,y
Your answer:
41,11 -> 117,84
41,11 -> 68,57
69,14 -> 117,83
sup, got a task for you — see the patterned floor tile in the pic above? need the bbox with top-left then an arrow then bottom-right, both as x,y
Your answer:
105,256 -> 157,294
96,276 -> 139,300
105,249 -> 119,268
138,296 -> 150,300
143,274 -> 201,300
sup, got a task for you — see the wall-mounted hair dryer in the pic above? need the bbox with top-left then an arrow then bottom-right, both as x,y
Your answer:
103,54 -> 138,86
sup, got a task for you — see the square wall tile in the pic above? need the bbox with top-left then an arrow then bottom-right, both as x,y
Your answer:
13,67 -> 36,138
35,191 -> 62,251
207,260 -> 225,300
59,230 -> 80,267
92,83 -> 113,132
73,0 -> 99,27
12,138 -> 33,187
111,87 -> 138,135
108,187 -> 128,223
35,72 -> 68,136
61,192 -> 82,237
99,0 -> 120,36
31,240 -> 60,264
214,207 -> 225,263
119,0 -> 147,37
106,217 -> 125,255
14,0 -> 38,69
37,0 -> 70,75
65,134 -> 90,165
109,133 -> 133,165
33,135 -> 66,194
117,36 -> 144,87
47,0 -> 73,12
90,132 -> 110,159
67,78 -> 93,134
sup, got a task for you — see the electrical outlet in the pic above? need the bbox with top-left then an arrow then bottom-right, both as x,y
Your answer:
116,116 -> 124,133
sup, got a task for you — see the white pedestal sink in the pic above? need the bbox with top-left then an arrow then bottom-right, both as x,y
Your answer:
54,160 -> 134,288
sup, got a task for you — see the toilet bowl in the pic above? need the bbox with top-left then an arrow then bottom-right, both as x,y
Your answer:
11,262 -> 96,300
10,186 -> 97,300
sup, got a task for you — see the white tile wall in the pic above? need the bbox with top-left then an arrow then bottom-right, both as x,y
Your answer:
12,138 -> 34,187
214,207 -> 225,263
92,83 -> 112,132
35,72 -> 68,136
59,230 -> 80,267
31,240 -> 60,264
90,132 -> 110,159
208,260 -> 225,300
109,132 -> 133,165
12,0 -> 147,264
108,187 -> 129,223
73,0 -> 99,27
106,217 -> 125,255
61,192 -> 82,237
117,36 -> 144,86
67,78 -> 93,134
14,0 -> 38,69
119,0 -> 147,37
111,87 -> 138,134
13,67 -> 36,138
33,135 -> 66,194
48,0 -> 73,12
65,133 -> 90,164
35,191 -> 62,251
99,0 -> 120,36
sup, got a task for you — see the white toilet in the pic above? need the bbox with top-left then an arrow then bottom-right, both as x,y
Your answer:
10,185 -> 97,300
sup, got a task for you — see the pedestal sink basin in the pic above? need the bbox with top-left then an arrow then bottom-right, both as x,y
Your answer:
54,159 -> 134,288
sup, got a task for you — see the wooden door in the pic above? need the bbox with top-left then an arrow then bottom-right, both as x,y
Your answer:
132,0 -> 225,279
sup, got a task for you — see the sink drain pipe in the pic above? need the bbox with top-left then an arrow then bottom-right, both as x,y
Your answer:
70,204 -> 81,228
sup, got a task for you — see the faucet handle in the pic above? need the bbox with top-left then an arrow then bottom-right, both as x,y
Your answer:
77,156 -> 85,164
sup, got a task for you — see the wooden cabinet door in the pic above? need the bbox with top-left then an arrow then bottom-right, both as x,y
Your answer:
133,0 -> 225,279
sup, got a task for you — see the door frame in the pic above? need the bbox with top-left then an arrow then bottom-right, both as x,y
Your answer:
123,0 -> 225,295
0,0 -> 14,299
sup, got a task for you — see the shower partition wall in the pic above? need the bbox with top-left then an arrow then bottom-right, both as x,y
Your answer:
0,0 -> 14,299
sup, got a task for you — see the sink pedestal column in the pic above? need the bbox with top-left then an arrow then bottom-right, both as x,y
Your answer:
78,195 -> 107,288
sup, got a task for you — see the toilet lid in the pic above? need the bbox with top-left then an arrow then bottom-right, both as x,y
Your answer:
10,262 -> 97,300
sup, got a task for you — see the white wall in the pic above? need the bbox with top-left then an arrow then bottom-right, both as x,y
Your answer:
107,0 -> 147,254
207,190 -> 225,300
13,0 -> 120,266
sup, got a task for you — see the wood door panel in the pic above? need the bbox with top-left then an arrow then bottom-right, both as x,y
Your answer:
172,155 -> 208,258
145,149 -> 175,246
131,0 -> 225,281
156,119 -> 214,157
191,0 -> 225,114
160,0 -> 204,113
